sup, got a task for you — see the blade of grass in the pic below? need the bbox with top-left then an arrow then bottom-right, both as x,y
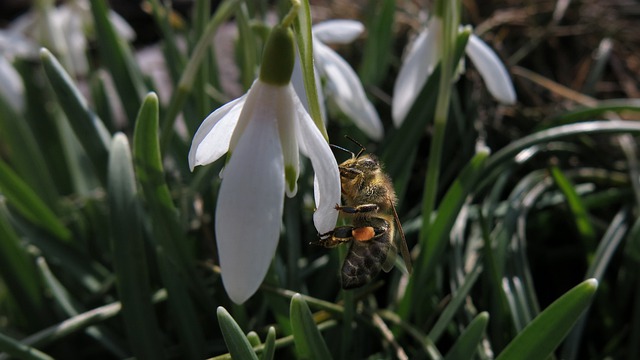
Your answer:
482,121 -> 640,186
399,149 -> 489,321
40,48 -> 111,184
108,133 -> 165,359
0,205 -> 48,328
261,327 -> 276,360
358,0 -> 395,86
290,293 -> 333,360
89,0 -> 146,121
10,290 -> 167,352
548,99 -> 640,124
0,96 -> 58,209
561,208 -> 629,360
495,279 -> 598,360
217,306 -> 259,360
0,159 -> 70,240
133,93 -> 206,359
549,166 -> 597,254
35,257 -> 127,358
443,312 -> 489,360
0,332 -> 54,360
428,264 -> 483,342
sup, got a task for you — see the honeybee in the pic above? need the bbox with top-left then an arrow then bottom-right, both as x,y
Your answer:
316,137 -> 412,289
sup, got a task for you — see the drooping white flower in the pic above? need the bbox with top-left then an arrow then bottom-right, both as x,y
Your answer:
189,25 -> 341,304
0,30 -> 37,112
392,17 -> 516,126
292,20 -> 383,141
9,0 -> 135,77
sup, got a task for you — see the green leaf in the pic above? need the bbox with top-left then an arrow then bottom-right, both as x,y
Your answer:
549,166 -> 597,251
0,205 -> 48,327
89,0 -> 146,121
133,93 -> 206,359
483,121 -> 640,184
290,293 -> 333,360
0,159 -> 70,240
444,312 -> 489,360
108,133 -> 165,359
261,327 -> 276,360
236,3 -> 259,90
0,332 -> 54,360
428,264 -> 483,342
0,95 -> 58,209
217,306 -> 260,360
358,0 -> 395,85
399,149 -> 489,321
496,279 -> 598,360
35,257 -> 127,358
549,99 -> 640,124
40,48 -> 111,184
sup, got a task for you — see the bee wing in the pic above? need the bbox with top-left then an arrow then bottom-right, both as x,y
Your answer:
381,237 -> 397,273
389,196 -> 413,274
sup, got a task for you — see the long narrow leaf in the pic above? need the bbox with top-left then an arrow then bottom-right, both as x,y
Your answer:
0,96 -> 58,208
133,93 -> 206,359
40,48 -> 111,184
0,332 -> 54,360
89,0 -> 146,121
496,279 -> 598,360
217,306 -> 259,360
549,166 -> 596,251
444,312 -> 490,360
0,205 -> 48,327
0,159 -> 70,240
290,293 -> 333,360
108,133 -> 165,359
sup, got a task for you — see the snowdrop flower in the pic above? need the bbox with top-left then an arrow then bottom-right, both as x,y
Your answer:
189,24 -> 341,304
392,16 -> 516,126
10,0 -> 135,77
292,20 -> 383,140
0,31 -> 37,112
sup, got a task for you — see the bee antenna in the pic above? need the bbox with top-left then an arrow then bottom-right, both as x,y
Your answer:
344,135 -> 366,158
330,144 -> 355,158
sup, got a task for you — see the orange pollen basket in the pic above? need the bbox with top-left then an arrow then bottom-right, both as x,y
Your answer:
352,227 -> 375,242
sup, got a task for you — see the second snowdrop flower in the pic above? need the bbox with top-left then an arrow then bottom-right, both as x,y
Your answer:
392,16 -> 517,126
293,20 -> 384,140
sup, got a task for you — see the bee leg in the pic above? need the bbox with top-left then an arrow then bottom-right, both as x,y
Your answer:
335,204 -> 379,214
314,226 -> 354,248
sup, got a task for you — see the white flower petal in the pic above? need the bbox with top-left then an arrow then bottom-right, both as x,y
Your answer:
0,56 -> 25,112
278,86 -> 300,197
188,94 -> 246,171
215,108 -> 284,304
392,20 -> 441,127
315,42 -> 383,140
295,104 -> 340,234
466,34 -> 516,104
313,20 -> 364,44
107,10 -> 136,41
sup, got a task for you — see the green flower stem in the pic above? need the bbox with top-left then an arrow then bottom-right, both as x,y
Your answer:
293,0 -> 329,141
419,2 -> 460,241
281,0 -> 300,28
